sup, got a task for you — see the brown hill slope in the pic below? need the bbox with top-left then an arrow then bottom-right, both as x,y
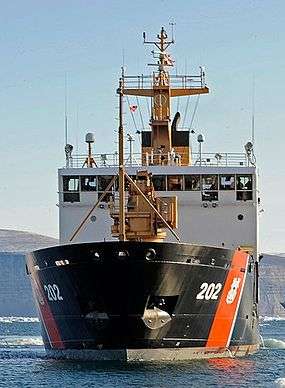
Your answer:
0,229 -> 58,253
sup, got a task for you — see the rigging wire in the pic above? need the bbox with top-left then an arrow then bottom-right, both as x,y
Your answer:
180,57 -> 190,129
126,95 -> 138,132
125,95 -> 141,149
136,96 -> 145,130
182,95 -> 191,128
146,97 -> 151,117
189,95 -> 200,130
174,60 -> 180,121
176,96 -> 180,115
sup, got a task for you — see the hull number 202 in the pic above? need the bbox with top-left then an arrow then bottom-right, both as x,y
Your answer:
196,282 -> 222,300
43,284 -> 63,302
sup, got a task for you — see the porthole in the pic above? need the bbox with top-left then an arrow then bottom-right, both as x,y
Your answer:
93,252 -> 101,261
145,248 -> 156,260
186,256 -> 198,264
90,215 -> 97,222
237,214 -> 244,221
118,250 -> 129,259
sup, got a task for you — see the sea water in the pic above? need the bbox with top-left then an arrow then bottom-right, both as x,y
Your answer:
0,317 -> 284,387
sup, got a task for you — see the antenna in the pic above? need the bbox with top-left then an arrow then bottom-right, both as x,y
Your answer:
251,74 -> 255,145
143,26 -> 174,52
76,105 -> 79,152
64,73 -> 68,146
122,48 -> 125,69
127,133 -> 135,166
169,20 -> 176,43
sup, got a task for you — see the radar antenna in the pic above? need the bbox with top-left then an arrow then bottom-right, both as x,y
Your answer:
143,27 -> 175,71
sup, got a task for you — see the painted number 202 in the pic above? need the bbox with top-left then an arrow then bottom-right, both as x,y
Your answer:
196,282 -> 222,300
43,284 -> 63,302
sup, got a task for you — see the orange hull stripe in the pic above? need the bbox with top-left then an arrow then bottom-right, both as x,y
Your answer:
33,276 -> 65,349
206,250 -> 249,348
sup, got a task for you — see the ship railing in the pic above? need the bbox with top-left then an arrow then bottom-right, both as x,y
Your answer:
122,73 -> 205,89
192,152 -> 248,167
65,152 -> 249,168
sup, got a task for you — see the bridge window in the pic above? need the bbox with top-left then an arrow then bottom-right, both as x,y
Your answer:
236,174 -> 253,201
152,175 -> 166,191
184,175 -> 200,191
98,176 -> 113,191
81,176 -> 97,191
202,174 -> 218,201
236,175 -> 252,190
167,175 -> 183,191
202,175 -> 218,191
220,175 -> 235,190
97,175 -> 114,203
63,176 -> 80,202
63,176 -> 79,191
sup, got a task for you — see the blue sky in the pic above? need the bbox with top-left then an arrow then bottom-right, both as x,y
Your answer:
0,0 -> 284,253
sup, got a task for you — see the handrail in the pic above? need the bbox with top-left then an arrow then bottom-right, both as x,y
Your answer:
64,151 -> 249,168
123,74 -> 205,89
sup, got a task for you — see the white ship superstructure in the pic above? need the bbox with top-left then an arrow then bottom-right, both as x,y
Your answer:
59,148 -> 258,258
59,26 -> 258,260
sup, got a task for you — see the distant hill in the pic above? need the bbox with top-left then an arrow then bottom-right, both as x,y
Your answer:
259,253 -> 285,317
0,229 -> 58,253
0,229 -> 58,316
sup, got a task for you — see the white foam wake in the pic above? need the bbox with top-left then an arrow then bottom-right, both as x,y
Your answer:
274,378 -> 285,387
263,338 -> 285,349
261,316 -> 285,322
0,316 -> 39,324
0,336 -> 43,347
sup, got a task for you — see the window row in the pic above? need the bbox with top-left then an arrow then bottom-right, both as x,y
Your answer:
153,174 -> 253,192
63,175 -> 130,192
63,174 -> 253,193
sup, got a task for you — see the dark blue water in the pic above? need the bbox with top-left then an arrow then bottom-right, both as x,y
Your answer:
0,317 -> 284,387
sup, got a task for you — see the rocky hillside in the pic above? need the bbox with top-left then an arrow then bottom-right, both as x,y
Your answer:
259,253 -> 285,317
0,229 -> 58,253
0,229 -> 58,316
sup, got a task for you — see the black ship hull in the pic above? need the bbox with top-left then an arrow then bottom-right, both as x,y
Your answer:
26,241 -> 260,361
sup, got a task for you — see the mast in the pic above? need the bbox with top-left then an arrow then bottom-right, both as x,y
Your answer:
110,27 -> 209,242
118,70 -> 126,241
122,27 -> 209,167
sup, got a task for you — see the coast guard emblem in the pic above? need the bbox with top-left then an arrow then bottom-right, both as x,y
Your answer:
226,277 -> 241,304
